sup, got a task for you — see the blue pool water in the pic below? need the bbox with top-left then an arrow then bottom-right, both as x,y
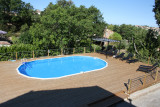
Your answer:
18,56 -> 107,79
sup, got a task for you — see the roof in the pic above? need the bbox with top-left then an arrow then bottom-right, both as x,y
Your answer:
0,30 -> 7,35
93,37 -> 120,42
0,41 -> 11,45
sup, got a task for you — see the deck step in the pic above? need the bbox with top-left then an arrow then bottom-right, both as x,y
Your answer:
88,91 -> 128,107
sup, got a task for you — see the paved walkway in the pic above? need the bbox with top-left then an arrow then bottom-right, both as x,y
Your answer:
116,82 -> 160,107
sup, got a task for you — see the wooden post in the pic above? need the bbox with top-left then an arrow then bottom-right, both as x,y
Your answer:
33,50 -> 34,59
155,69 -> 159,81
148,57 -> 150,65
143,74 -> 147,87
84,47 -> 86,54
128,79 -> 132,94
61,48 -> 63,55
73,48 -> 75,54
16,52 -> 17,60
48,49 -> 49,57
94,47 -> 95,53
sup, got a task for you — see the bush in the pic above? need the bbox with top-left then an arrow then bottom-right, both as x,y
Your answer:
92,44 -> 101,51
0,44 -> 37,61
109,32 -> 122,41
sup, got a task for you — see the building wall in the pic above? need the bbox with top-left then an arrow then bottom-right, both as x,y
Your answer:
103,29 -> 114,46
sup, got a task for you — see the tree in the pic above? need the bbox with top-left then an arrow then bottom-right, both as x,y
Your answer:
153,0 -> 160,27
20,0 -> 106,49
0,0 -> 34,31
57,0 -> 73,7
107,24 -> 114,31
145,29 -> 159,56
109,32 -> 122,41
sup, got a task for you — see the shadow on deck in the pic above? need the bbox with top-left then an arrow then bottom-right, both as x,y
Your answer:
0,86 -> 135,107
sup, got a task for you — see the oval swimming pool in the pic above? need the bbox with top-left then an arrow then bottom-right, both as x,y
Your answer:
17,56 -> 107,79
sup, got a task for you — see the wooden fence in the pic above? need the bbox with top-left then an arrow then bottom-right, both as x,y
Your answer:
127,68 -> 160,94
0,47 -> 96,61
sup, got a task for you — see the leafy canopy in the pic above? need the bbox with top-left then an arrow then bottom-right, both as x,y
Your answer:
0,0 -> 34,31
20,0 -> 106,49
109,32 -> 122,41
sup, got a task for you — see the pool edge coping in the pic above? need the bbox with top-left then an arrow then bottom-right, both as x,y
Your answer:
16,55 -> 108,80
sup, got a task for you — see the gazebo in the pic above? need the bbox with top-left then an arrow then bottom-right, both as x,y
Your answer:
92,37 -> 121,53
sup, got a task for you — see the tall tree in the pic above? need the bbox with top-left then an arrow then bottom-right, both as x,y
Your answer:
20,0 -> 106,49
0,0 -> 34,31
153,0 -> 160,27
145,29 -> 159,56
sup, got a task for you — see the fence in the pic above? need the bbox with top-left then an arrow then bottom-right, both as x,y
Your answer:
0,47 -> 96,61
127,69 -> 160,94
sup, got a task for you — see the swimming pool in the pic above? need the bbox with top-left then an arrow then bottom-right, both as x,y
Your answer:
17,56 -> 108,79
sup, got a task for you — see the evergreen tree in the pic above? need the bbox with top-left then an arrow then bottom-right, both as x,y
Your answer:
153,0 -> 160,27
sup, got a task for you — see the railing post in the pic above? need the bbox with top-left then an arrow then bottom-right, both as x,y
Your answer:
73,48 -> 75,54
61,48 -> 63,55
94,47 -> 95,53
48,49 -> 49,57
84,47 -> 86,54
143,74 -> 147,87
155,69 -> 159,81
128,79 -> 132,94
33,50 -> 34,59
148,57 -> 150,65
16,52 -> 17,60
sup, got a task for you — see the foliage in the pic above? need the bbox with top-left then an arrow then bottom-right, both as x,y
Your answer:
0,44 -> 36,53
0,0 -> 34,31
109,32 -> 122,41
107,24 -> 114,30
92,44 -> 101,51
11,36 -> 19,44
107,24 -> 159,60
20,24 -> 29,32
145,29 -> 159,56
108,32 -> 122,49
153,0 -> 160,27
0,44 -> 35,61
128,29 -> 159,58
120,40 -> 128,49
19,0 -> 106,49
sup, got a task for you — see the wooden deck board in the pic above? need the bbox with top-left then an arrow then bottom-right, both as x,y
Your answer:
0,53 -> 145,106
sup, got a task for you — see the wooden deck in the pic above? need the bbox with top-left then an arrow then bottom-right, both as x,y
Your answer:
0,53 -> 145,107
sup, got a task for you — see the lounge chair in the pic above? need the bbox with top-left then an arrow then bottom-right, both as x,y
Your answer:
113,49 -> 118,56
107,49 -> 118,56
136,62 -> 159,73
105,49 -> 114,55
121,53 -> 133,61
114,52 -> 125,59
127,59 -> 139,64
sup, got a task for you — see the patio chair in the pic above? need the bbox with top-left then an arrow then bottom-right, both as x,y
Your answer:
114,52 -> 125,59
121,53 -> 133,61
105,49 -> 114,55
136,62 -> 159,73
106,49 -> 118,56
126,59 -> 139,64
113,49 -> 118,56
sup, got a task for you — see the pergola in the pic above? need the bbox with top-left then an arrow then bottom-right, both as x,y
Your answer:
93,37 -> 120,43
92,37 -> 121,53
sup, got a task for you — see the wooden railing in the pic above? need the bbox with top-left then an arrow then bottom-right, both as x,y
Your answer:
127,69 -> 160,94
0,47 -> 96,61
